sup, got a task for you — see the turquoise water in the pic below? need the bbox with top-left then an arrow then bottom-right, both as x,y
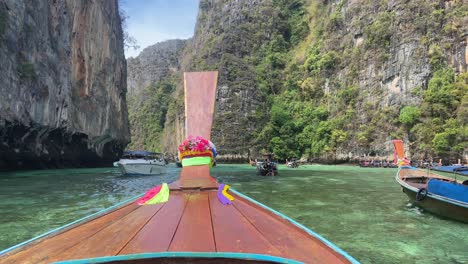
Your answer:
0,165 -> 467,263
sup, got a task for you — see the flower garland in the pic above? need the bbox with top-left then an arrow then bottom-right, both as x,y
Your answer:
178,135 -> 216,167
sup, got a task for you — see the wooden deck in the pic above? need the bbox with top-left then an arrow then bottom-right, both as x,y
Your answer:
0,187 -> 350,263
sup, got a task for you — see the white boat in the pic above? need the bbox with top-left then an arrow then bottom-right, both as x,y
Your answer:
116,151 -> 167,176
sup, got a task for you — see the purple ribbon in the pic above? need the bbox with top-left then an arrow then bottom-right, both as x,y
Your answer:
217,184 -> 231,205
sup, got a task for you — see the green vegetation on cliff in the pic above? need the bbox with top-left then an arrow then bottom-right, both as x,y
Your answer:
128,0 -> 467,163
127,76 -> 178,152
253,0 -> 467,162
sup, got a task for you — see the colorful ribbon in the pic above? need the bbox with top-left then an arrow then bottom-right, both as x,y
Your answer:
182,156 -> 213,167
217,184 -> 234,205
178,135 -> 217,167
136,183 -> 170,205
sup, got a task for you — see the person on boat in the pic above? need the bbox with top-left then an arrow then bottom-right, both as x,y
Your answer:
263,157 -> 272,170
382,160 -> 388,168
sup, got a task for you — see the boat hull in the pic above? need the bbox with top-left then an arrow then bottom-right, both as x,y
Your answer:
118,163 -> 166,176
0,188 -> 357,264
396,168 -> 468,223
256,163 -> 278,176
400,184 -> 468,223
53,252 -> 301,264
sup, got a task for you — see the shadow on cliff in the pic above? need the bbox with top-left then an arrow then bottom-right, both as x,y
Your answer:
0,120 -> 126,171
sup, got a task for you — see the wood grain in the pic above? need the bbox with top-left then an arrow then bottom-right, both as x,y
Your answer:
208,192 -> 281,256
184,71 -> 218,140
49,204 -> 163,262
179,166 -> 218,189
0,203 -> 139,264
233,196 -> 349,263
119,193 -> 187,254
168,192 -> 216,252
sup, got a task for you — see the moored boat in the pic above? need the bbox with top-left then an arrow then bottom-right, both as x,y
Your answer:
393,140 -> 468,223
116,150 -> 167,176
0,72 -> 359,264
431,165 -> 468,177
256,153 -> 278,176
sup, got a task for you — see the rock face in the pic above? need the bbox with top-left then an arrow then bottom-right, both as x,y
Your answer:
125,40 -> 186,153
325,0 -> 467,159
127,39 -> 186,96
0,0 -> 130,170
161,0 -> 281,159
132,0 -> 467,162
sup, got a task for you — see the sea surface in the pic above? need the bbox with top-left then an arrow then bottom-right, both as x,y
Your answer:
0,164 -> 467,263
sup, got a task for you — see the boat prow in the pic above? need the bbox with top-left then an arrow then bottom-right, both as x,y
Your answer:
0,172 -> 358,263
0,72 -> 359,264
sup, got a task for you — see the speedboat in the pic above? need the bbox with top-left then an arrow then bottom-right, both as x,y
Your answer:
116,151 -> 167,176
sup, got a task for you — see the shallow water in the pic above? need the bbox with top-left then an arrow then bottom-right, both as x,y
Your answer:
0,164 -> 466,263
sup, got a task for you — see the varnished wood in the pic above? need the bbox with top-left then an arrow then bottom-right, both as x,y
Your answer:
178,165 -> 218,189
233,196 -> 349,263
169,193 -> 216,252
184,71 -> 218,140
178,72 -> 219,188
209,192 -> 281,256
0,191 -> 354,263
48,205 -> 162,262
0,202 -> 139,264
119,194 -> 187,254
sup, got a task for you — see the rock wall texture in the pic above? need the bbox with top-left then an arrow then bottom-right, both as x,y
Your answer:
127,39 -> 186,96
130,0 -> 467,162
0,0 -> 129,169
162,0 -> 281,159
323,0 -> 467,160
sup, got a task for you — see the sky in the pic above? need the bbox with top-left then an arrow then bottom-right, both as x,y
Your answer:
119,0 -> 199,58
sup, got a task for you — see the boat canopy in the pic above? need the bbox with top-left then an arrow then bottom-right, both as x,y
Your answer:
433,165 -> 468,176
428,179 -> 468,203
122,151 -> 163,159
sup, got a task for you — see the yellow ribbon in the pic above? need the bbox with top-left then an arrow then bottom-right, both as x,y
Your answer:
222,184 -> 234,201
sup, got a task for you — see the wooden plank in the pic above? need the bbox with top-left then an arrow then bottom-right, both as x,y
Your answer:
208,192 -> 281,256
179,166 -> 218,189
48,204 -> 163,262
0,203 -> 139,264
168,192 -> 215,252
233,196 -> 349,263
184,71 -> 218,139
180,166 -> 211,180
119,193 -> 188,254
168,181 -> 181,190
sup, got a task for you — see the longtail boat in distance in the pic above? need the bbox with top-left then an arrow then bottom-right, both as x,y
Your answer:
0,72 -> 359,264
393,140 -> 468,223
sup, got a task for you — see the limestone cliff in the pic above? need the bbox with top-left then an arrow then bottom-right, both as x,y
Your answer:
298,0 -> 467,161
127,39 -> 186,96
329,0 -> 467,160
126,40 -> 186,152
162,0 -> 283,159
134,0 -> 467,162
0,0 -> 130,169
